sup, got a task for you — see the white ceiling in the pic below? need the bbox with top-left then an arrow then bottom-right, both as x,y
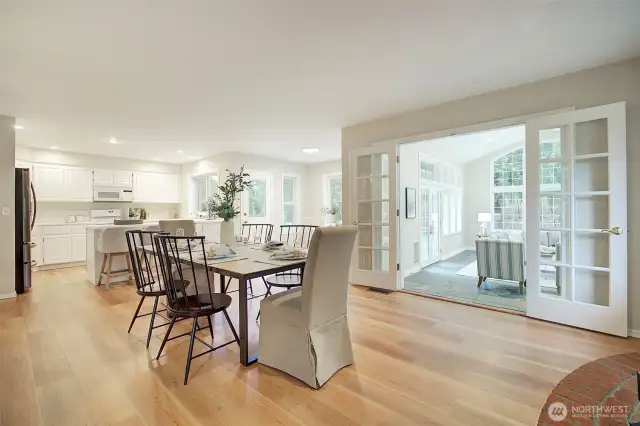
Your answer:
1,1 -> 639,164
414,125 -> 524,164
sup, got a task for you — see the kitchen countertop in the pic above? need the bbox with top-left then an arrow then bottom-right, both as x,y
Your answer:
36,218 -> 223,227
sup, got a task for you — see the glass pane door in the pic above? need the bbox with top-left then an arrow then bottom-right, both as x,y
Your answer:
351,145 -> 398,290
419,186 -> 430,265
430,190 -> 441,259
525,102 -> 627,336
242,172 -> 272,225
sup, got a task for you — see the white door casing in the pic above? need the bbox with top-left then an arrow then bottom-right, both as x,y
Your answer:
349,143 -> 398,291
525,102 -> 627,336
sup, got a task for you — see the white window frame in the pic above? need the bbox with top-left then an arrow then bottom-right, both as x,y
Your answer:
323,173 -> 343,225
282,174 -> 299,225
191,171 -> 219,215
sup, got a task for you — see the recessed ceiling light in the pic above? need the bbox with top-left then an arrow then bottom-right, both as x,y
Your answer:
108,137 -> 118,144
177,150 -> 183,154
302,147 -> 320,154
14,125 -> 24,130
50,146 -> 59,150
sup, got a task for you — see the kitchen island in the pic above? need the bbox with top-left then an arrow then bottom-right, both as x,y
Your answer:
86,219 -> 222,286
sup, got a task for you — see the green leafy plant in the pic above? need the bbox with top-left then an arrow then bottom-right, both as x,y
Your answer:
320,204 -> 340,216
206,166 -> 252,220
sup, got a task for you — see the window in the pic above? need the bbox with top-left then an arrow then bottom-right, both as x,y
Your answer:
324,174 -> 342,224
249,179 -> 267,217
193,173 -> 218,213
442,192 -> 450,235
420,158 -> 435,181
282,175 -> 297,225
442,190 -> 462,236
492,149 -> 525,230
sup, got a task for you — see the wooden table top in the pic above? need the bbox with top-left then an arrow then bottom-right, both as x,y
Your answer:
144,243 -> 307,280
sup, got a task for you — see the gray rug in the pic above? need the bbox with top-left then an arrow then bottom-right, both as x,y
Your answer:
404,250 -> 556,312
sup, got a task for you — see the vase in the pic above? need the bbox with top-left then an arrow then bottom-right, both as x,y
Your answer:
220,219 -> 235,245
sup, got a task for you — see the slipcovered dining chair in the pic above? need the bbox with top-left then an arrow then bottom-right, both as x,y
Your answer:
159,219 -> 196,236
258,226 -> 357,389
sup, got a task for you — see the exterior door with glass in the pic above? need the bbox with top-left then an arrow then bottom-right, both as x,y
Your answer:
525,102 -> 627,336
350,144 -> 398,290
242,171 -> 272,225
419,186 -> 441,267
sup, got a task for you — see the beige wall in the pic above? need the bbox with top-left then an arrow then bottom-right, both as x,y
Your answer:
0,116 -> 16,298
341,56 -> 640,330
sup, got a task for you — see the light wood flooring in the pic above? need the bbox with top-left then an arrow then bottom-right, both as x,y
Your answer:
1,267 -> 639,426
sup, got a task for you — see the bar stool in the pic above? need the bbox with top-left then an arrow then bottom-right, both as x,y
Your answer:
97,228 -> 133,290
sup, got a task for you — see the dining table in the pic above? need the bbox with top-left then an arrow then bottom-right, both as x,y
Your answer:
145,242 -> 306,366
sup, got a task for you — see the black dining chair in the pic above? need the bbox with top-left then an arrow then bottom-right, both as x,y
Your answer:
154,234 -> 239,385
257,225 -> 318,320
241,223 -> 274,244
125,230 -> 174,348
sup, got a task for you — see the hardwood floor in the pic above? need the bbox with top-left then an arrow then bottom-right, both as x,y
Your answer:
1,267 -> 639,426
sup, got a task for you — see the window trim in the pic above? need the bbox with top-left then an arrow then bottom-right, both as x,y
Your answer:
191,171 -> 219,215
323,173 -> 343,225
282,173 -> 300,226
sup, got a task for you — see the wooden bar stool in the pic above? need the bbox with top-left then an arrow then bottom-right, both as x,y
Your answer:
97,227 -> 133,290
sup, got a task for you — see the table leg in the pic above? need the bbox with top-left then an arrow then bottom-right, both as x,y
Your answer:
238,276 -> 256,366
220,274 -> 226,293
300,265 -> 305,282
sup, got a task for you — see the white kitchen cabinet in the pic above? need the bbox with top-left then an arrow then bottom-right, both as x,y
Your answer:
42,235 -> 71,264
31,226 -> 42,268
133,172 -> 181,203
93,170 -> 114,185
33,165 -> 67,201
70,234 -> 87,261
113,171 -> 133,186
66,169 -> 93,201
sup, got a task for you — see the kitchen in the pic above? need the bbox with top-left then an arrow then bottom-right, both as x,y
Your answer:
14,145 -> 223,292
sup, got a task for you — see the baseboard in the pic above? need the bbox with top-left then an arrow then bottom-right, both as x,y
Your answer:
403,263 -> 422,278
0,292 -> 17,300
628,329 -> 640,338
34,261 -> 85,272
464,245 -> 475,251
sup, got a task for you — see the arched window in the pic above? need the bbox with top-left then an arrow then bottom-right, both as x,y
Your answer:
492,148 -> 524,230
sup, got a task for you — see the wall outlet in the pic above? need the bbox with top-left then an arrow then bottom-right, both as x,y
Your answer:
1,206 -> 10,216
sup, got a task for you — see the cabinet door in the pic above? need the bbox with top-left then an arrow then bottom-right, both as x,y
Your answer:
164,174 -> 181,203
133,173 -> 157,202
70,234 -> 87,261
113,171 -> 133,186
33,165 -> 66,201
93,170 -> 114,186
66,169 -> 93,201
42,235 -> 71,264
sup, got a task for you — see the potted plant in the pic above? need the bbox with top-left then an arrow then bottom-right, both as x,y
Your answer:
206,166 -> 252,244
320,204 -> 341,225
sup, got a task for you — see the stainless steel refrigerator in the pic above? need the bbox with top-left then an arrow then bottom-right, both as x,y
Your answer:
15,168 -> 37,293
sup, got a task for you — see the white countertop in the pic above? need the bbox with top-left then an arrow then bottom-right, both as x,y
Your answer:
37,218 -> 223,227
85,222 -> 159,230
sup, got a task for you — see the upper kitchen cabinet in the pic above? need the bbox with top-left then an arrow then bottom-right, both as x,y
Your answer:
93,170 -> 133,186
33,165 -> 66,201
133,172 -> 181,203
33,164 -> 93,202
66,169 -> 93,201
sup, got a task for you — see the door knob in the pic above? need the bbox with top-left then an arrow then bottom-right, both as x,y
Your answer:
601,226 -> 623,235
352,221 -> 357,225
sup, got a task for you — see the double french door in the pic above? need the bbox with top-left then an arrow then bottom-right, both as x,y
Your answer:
525,102 -> 627,336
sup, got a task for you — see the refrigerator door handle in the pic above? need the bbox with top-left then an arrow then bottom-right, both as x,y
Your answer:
30,182 -> 37,231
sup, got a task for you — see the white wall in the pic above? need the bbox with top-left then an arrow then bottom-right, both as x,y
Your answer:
16,146 -> 182,223
181,151 -> 308,234
0,116 -> 16,298
399,142 -> 466,276
341,57 -> 640,329
304,160 -> 342,226
463,143 -> 523,247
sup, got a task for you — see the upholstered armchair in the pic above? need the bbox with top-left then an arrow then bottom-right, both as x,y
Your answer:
475,239 -> 526,295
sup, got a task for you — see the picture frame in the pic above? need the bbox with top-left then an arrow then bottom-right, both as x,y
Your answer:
405,187 -> 416,219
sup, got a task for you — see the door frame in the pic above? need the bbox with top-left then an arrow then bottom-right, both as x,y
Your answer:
368,108 -> 573,292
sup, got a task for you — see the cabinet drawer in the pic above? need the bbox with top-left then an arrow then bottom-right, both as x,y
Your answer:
42,226 -> 72,235
70,225 -> 86,234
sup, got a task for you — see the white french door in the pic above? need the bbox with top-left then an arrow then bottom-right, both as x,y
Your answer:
419,186 -> 441,267
350,144 -> 398,290
525,102 -> 627,336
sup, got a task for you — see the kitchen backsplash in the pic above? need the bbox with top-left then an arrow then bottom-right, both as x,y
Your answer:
36,202 -> 179,223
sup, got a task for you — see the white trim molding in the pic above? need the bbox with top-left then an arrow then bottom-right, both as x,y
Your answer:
0,292 -> 17,300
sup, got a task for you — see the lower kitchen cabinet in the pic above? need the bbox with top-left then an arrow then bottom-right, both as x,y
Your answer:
42,235 -> 71,264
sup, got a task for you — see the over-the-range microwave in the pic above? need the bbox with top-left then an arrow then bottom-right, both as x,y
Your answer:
93,185 -> 134,202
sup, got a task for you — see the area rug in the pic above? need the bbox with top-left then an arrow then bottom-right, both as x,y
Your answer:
538,352 -> 640,425
455,260 -> 558,289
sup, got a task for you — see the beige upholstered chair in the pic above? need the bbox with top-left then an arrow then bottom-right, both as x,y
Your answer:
97,228 -> 133,290
158,219 -> 196,236
258,226 -> 357,389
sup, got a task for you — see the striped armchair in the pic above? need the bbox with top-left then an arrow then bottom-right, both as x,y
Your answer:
475,239 -> 526,295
